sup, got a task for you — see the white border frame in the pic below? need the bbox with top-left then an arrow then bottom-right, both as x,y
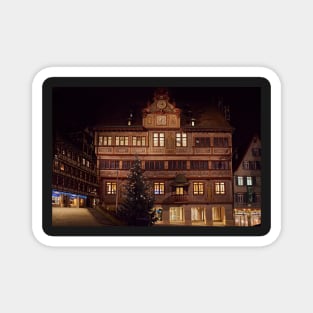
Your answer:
32,67 -> 281,247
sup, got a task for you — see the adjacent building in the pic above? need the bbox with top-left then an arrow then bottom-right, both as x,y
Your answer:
94,89 -> 234,226
233,135 -> 262,226
52,128 -> 99,208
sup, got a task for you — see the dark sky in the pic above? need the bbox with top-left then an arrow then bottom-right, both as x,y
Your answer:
52,87 -> 260,151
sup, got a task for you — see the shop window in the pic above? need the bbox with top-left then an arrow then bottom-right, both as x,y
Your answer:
191,207 -> 205,222
170,207 -> 184,222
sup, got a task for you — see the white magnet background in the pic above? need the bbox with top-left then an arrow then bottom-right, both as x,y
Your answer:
0,1 -> 309,312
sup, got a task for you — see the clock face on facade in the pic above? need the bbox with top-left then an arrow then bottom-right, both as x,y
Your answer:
156,115 -> 167,125
157,100 -> 167,110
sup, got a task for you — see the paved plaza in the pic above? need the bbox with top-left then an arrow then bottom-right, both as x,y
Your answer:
52,207 -> 115,227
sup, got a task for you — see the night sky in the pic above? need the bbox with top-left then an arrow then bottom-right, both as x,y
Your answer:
52,87 -> 261,153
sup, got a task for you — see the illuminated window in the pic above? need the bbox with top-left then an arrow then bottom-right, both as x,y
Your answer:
193,182 -> 204,195
115,136 -> 129,146
154,182 -> 165,195
170,207 -> 184,222
175,187 -> 184,195
237,176 -> 244,186
132,136 -> 146,146
98,136 -> 103,145
106,182 -> 117,195
176,133 -> 187,147
212,207 -> 224,222
103,136 -> 112,146
60,163 -> 65,171
246,176 -> 253,186
153,133 -> 165,147
214,182 -> 225,194
191,208 -> 205,222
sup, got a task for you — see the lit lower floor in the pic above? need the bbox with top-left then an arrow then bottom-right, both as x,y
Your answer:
52,190 -> 96,208
233,208 -> 261,226
153,204 -> 233,226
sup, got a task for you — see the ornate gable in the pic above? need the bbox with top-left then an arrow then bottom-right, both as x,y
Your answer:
142,88 -> 181,128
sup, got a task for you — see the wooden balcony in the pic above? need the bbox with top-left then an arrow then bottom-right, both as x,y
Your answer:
171,194 -> 189,203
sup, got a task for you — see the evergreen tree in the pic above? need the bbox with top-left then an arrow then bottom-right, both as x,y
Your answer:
117,157 -> 156,226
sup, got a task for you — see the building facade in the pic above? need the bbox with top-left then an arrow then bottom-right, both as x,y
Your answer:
233,135 -> 262,226
52,128 -> 99,208
94,89 -> 234,226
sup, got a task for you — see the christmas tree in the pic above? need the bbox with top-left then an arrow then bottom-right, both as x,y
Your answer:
117,157 -> 156,226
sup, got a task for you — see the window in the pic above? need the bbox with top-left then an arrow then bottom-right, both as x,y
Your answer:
99,160 -> 119,169
106,182 -> 117,195
191,208 -> 205,222
101,136 -> 112,146
176,133 -> 187,147
252,148 -> 262,157
237,176 -> 244,186
193,182 -> 204,195
190,160 -> 208,170
243,161 -> 261,170
168,160 -> 187,170
211,161 -> 229,170
132,136 -> 146,146
153,133 -> 165,147
98,136 -> 103,146
60,163 -> 65,171
145,161 -> 164,170
235,193 -> 246,203
214,182 -> 225,195
195,137 -> 210,147
170,207 -> 184,222
82,158 -> 86,165
122,160 -> 133,170
255,193 -> 261,203
115,136 -> 129,146
154,182 -> 165,195
246,176 -> 253,186
212,207 -> 225,222
214,137 -> 228,147
175,187 -> 184,195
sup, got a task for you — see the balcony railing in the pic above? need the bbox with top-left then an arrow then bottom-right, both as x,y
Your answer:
171,194 -> 189,202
